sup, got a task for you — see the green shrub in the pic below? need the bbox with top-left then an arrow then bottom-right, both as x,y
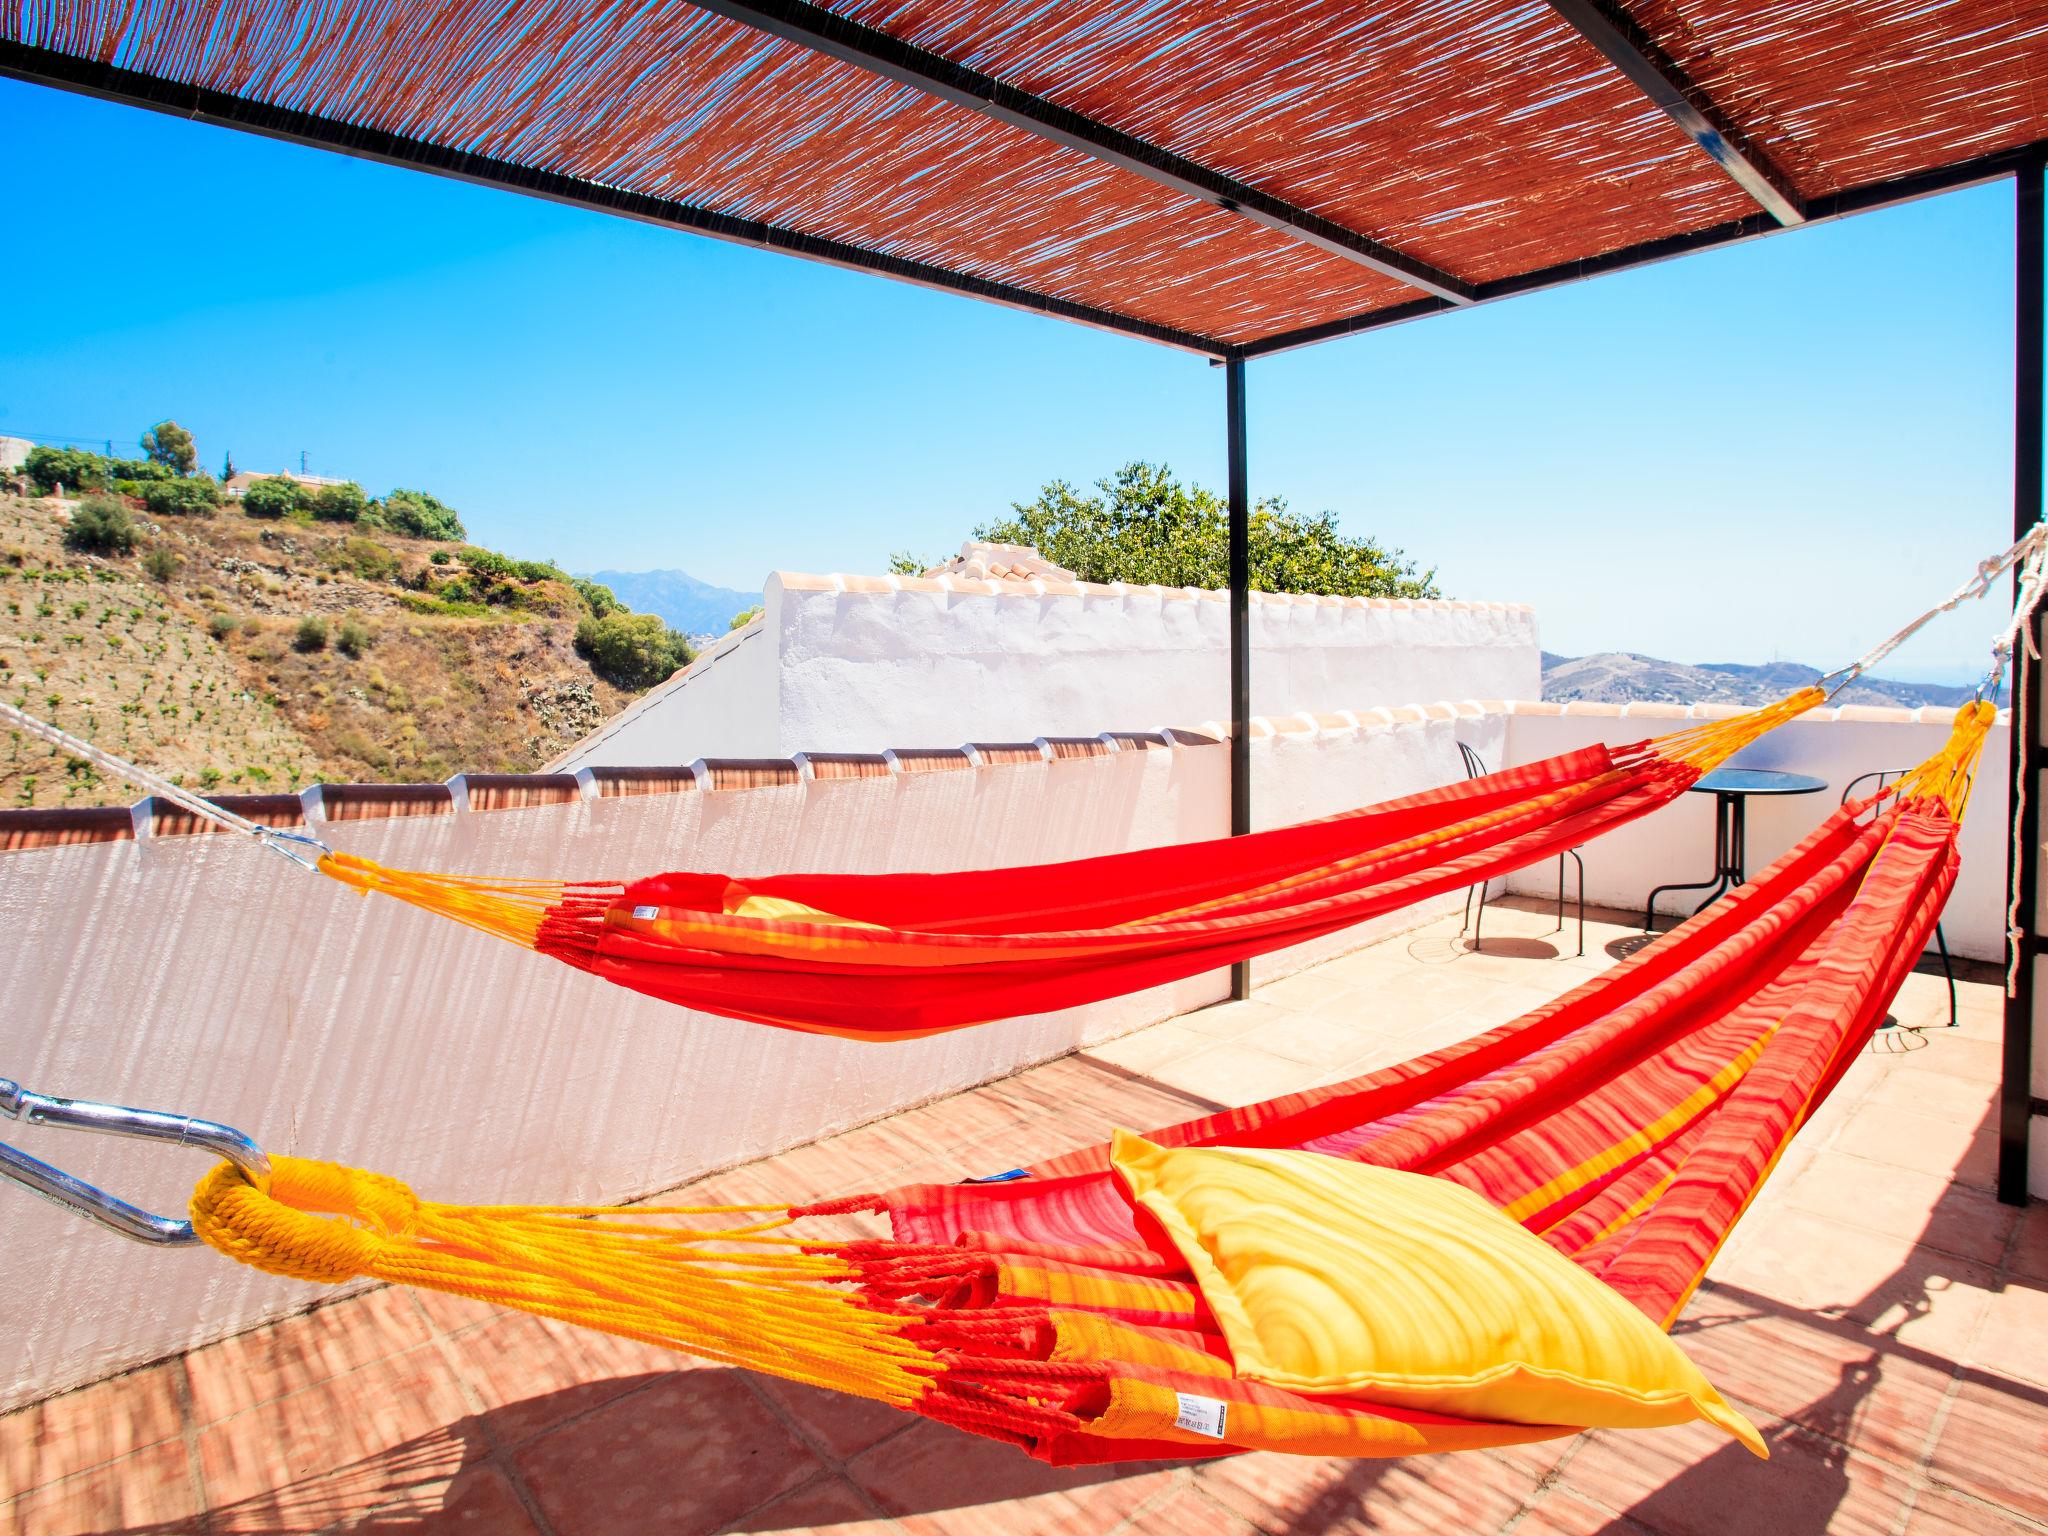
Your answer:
140,421 -> 197,475
310,481 -> 369,523
336,619 -> 371,658
573,577 -> 625,618
140,476 -> 222,517
574,612 -> 692,689
294,616 -> 329,652
208,612 -> 240,640
374,488 -> 466,541
63,495 -> 137,555
141,548 -> 180,583
329,536 -> 399,583
429,549 -> 451,566
240,477 -> 305,519
25,446 -> 108,495
729,604 -> 763,630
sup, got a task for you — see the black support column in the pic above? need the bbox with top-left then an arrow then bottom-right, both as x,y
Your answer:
1227,357 -> 1252,1002
2002,157 -> 2044,1208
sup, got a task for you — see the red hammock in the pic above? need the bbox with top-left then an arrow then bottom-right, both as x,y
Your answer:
196,705 -> 1989,1466
318,692 -> 1820,1038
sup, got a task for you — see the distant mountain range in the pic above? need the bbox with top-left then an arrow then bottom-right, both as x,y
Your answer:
1542,652 -> 1993,710
583,569 -> 757,638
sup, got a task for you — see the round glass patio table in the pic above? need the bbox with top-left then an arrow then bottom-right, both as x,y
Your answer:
1641,768 -> 1829,931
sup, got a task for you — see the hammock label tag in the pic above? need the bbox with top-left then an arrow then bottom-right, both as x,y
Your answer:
1173,1392 -> 1228,1440
631,906 -> 659,920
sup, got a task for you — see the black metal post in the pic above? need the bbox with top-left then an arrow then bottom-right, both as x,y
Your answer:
2002,157 -> 2044,1208
1227,357 -> 1252,1002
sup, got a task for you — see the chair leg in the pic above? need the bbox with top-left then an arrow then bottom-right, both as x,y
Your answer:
1567,847 -> 1586,958
1472,880 -> 1485,953
1553,854 -> 1565,936
1935,921 -> 1957,1029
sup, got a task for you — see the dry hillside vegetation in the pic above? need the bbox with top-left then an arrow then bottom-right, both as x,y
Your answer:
0,495 -> 643,809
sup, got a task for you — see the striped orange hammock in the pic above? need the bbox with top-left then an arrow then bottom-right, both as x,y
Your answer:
189,703 -> 1994,1466
316,689 -> 1823,1039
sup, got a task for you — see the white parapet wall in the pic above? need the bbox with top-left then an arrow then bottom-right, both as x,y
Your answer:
1496,702 -> 2012,961
554,570 -> 1539,769
0,703 -> 1499,1411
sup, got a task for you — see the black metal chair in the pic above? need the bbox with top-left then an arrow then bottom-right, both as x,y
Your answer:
1458,741 -> 1584,956
1843,768 -> 1959,1029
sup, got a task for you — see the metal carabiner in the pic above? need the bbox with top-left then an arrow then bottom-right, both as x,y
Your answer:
0,1078 -> 270,1246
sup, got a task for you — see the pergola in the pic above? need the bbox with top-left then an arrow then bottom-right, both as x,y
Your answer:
5,0 -> 2044,1201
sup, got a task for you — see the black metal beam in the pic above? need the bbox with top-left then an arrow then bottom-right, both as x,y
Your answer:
1240,139 -> 2048,359
684,0 -> 1476,306
1542,0 -> 1803,226
0,39 -> 1231,359
1226,357 -> 1253,1002
2002,156 -> 2044,1208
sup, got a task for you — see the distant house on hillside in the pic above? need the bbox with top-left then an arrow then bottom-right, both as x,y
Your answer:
223,470 -> 349,499
548,540 -> 1540,770
0,437 -> 30,474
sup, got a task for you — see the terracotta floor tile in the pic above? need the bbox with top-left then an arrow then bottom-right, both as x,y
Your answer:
1556,1418 -> 1910,1536
1896,1035 -> 2006,1088
1115,1481 -> 1263,1535
407,1285 -> 510,1339
1137,1043 -> 1326,1109
1704,1209 -> 1997,1362
0,1439 -> 200,1536
1826,1101 -> 2001,1192
1194,1449 -> 1530,1535
1902,1486 -> 2048,1536
2006,1203 -> 2048,1284
515,1370 -> 819,1536
1926,1376 -> 2048,1524
1180,998 -> 1299,1042
1780,1153 -> 2018,1266
846,1416 -> 1176,1535
434,1309 -> 686,1449
197,1342 -> 478,1515
750,1376 -> 918,1463
185,1285 -> 435,1425
729,1474 -> 899,1533
1669,1298 -> 1953,1467
1513,1485 -> 1657,1536
1082,1024 -> 1223,1080
362,1461 -> 542,1535
0,1360 -> 188,1499
1964,1278 -> 2048,1391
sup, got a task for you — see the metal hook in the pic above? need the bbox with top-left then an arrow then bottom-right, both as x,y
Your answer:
0,1079 -> 270,1246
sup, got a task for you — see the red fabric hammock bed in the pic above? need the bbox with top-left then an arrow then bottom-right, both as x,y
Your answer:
318,693 -> 1819,1038
199,704 -> 1989,1467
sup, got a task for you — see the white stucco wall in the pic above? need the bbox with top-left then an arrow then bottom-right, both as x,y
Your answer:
0,706 -> 1481,1411
1495,703 -> 2011,962
553,572 -> 1538,769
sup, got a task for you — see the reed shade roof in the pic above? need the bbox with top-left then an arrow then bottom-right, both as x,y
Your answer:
4,0 -> 2046,353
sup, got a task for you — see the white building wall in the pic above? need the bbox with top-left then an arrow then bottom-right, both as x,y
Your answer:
1496,703 -> 2011,962
553,571 -> 1539,769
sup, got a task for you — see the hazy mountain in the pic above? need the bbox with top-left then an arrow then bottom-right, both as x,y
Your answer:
1542,651 -> 1991,710
583,569 -> 757,637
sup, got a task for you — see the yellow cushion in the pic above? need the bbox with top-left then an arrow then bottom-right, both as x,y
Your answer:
1110,1130 -> 1763,1456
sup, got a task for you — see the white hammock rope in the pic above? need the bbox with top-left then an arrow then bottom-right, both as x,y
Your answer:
0,699 -> 329,871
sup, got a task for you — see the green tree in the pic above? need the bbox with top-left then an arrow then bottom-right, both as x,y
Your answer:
220,450 -> 237,482
729,604 -> 764,630
373,488 -> 466,541
572,577 -> 625,618
239,477 -> 304,519
140,476 -> 223,517
574,612 -> 692,689
977,462 -> 1437,598
310,481 -> 369,522
140,420 -> 197,476
63,494 -> 137,555
24,446 -> 108,495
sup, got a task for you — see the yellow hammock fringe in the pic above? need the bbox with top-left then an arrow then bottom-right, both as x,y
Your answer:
190,1159 -> 937,1409
310,686 -> 1831,950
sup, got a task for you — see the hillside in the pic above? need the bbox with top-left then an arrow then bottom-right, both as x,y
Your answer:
582,568 -> 755,637
0,494 -> 655,809
1542,651 -> 1986,709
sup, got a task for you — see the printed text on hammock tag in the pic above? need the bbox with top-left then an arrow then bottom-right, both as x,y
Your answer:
632,906 -> 658,920
1174,1393 -> 1228,1440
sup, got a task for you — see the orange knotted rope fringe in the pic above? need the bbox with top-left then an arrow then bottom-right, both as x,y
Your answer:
189,1157 -> 942,1409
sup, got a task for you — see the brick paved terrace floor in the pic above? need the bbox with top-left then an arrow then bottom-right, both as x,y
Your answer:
4,898 -> 2043,1536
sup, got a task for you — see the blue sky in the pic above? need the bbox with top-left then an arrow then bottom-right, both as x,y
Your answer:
1,77 -> 2031,677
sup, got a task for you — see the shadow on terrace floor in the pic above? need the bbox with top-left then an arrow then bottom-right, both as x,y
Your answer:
5,899 -> 2044,1535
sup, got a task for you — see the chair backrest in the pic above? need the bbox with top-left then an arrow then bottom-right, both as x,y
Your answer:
1457,741 -> 1486,781
1840,768 -> 1906,807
